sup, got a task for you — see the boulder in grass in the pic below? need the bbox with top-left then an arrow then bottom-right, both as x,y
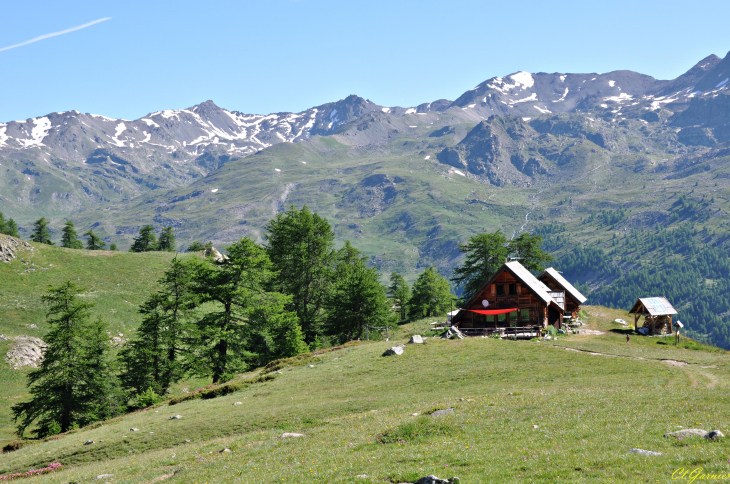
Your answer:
169,415 -> 182,420
280,433 -> 305,438
630,448 -> 662,456
383,345 -> 404,356
705,430 -> 725,440
415,476 -> 460,484
430,408 -> 454,417
219,448 -> 231,453
664,429 -> 706,439
409,335 -> 424,344
84,440 -> 95,445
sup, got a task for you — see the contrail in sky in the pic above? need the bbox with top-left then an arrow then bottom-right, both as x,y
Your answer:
0,17 -> 112,53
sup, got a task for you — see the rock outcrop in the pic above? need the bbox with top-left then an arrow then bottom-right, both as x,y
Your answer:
5,336 -> 46,369
0,235 -> 33,263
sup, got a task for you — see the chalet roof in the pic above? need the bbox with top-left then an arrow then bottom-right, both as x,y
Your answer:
629,297 -> 678,316
540,267 -> 587,305
504,261 -> 555,306
453,260 -> 563,324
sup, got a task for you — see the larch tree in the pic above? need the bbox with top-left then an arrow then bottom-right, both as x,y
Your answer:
30,217 -> 53,245
61,221 -> 83,249
12,282 -> 118,437
120,257 -> 198,398
388,272 -> 411,321
130,225 -> 157,252
451,231 -> 508,297
188,238 -> 303,383
157,227 -> 176,252
83,230 -> 106,250
409,266 -> 454,318
324,241 -> 392,343
264,206 -> 335,342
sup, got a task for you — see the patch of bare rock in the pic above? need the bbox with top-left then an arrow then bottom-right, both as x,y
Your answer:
5,336 -> 46,369
0,235 -> 33,263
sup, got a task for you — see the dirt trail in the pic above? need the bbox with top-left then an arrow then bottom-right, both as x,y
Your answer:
554,344 -> 724,389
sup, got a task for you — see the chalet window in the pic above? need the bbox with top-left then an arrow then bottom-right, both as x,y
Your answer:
521,309 -> 530,322
508,284 -> 517,295
496,284 -> 505,296
498,312 -> 506,324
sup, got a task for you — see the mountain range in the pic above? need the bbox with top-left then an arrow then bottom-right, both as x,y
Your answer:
2,51 -> 730,282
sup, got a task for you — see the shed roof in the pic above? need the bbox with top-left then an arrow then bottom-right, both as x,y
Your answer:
629,297 -> 678,316
540,267 -> 587,305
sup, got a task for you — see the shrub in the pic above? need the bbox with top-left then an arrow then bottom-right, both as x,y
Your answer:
136,388 -> 164,408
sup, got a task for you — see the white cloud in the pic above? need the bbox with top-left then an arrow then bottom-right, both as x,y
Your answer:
0,17 -> 112,53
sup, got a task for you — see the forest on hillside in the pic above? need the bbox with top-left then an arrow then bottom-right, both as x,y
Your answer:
551,223 -> 730,350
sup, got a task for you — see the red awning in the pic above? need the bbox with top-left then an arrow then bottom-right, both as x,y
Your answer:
467,308 -> 519,315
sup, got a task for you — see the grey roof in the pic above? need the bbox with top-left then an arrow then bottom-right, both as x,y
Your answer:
541,267 -> 587,304
504,261 -> 554,306
630,297 -> 678,316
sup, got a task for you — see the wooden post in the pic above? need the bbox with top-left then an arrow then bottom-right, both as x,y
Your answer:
366,325 -> 369,341
634,314 -> 639,332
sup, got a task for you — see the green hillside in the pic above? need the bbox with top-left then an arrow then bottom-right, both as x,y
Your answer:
1,304 -> 728,483
0,241 -> 179,445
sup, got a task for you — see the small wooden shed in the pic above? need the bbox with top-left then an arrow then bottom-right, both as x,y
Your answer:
628,297 -> 678,335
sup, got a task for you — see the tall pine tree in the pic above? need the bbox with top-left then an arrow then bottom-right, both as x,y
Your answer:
324,242 -> 391,343
388,272 -> 411,321
30,217 -> 53,245
409,266 -> 454,318
157,227 -> 176,252
130,225 -> 157,252
84,230 -> 106,250
188,238 -> 303,382
264,206 -> 335,342
61,221 -> 83,249
120,258 -> 196,398
12,282 -> 118,437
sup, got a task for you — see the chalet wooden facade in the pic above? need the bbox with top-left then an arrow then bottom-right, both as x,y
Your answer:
452,261 -> 587,336
629,297 -> 678,335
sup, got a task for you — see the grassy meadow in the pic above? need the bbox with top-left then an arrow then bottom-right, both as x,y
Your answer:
0,241 -> 179,445
1,293 -> 729,482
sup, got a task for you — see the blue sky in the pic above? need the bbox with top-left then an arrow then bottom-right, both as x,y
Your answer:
1,0 -> 728,121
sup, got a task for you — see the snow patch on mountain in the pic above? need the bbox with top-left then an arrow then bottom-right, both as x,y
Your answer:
17,117 -> 51,149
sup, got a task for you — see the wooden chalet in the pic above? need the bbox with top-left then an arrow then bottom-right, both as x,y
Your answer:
538,267 -> 587,320
452,261 -> 577,337
629,297 -> 678,335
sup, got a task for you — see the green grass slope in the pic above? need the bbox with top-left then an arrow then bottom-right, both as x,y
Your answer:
0,241 -> 178,445
1,307 -> 729,483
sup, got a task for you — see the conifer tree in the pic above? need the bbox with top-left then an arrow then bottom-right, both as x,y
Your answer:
61,221 -> 83,249
409,266 -> 454,318
187,238 -> 302,382
30,217 -> 53,245
187,241 -> 205,252
451,231 -> 508,297
264,206 -> 335,341
109,243 -> 118,251
157,227 -> 176,252
324,241 -> 391,343
83,230 -> 106,250
130,225 -> 157,252
388,272 -> 411,321
120,258 -> 197,397
4,218 -> 19,237
12,282 -> 118,437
